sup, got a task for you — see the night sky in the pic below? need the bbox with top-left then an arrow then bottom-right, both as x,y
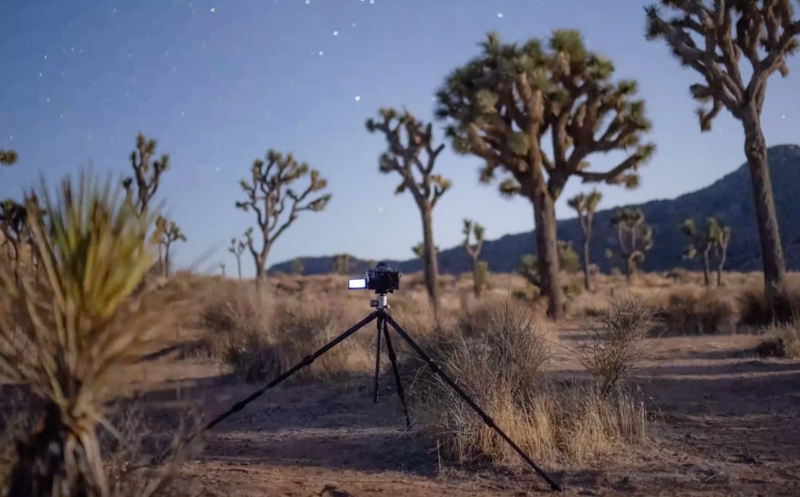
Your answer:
1,0 -> 797,276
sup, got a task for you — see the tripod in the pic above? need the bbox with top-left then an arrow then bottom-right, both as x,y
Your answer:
154,293 -> 562,492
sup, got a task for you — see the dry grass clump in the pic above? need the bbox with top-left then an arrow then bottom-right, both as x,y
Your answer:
657,289 -> 738,335
571,295 -> 659,397
739,281 -> 800,327
413,298 -> 649,467
198,287 -> 361,383
0,173 -> 193,496
755,321 -> 800,359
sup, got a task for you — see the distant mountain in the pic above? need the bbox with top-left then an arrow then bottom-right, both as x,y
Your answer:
269,144 -> 800,276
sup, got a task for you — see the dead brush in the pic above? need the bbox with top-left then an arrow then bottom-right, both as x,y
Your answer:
416,298 -> 648,467
220,304 -> 356,383
570,294 -> 659,398
755,321 -> 800,359
0,172 -> 193,497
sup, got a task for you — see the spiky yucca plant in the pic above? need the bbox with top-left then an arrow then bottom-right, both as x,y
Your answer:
0,172 -> 185,497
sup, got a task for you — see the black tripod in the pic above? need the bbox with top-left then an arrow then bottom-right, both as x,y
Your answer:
153,293 -> 562,492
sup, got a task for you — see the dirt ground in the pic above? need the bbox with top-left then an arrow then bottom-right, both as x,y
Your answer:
123,330 -> 800,497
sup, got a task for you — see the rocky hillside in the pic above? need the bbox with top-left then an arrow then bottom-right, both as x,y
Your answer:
269,144 -> 800,276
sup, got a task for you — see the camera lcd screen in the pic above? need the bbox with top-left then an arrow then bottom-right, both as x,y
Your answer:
348,278 -> 367,289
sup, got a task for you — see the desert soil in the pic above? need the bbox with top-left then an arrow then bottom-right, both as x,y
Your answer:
129,332 -> 800,497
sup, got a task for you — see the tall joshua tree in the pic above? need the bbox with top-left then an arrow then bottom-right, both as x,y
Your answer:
462,219 -> 488,297
611,208 -> 653,283
236,150 -> 331,283
366,108 -> 450,314
122,133 -> 169,216
567,190 -> 603,291
436,31 -> 655,320
645,1 -> 799,316
714,221 -> 732,287
228,237 -> 246,278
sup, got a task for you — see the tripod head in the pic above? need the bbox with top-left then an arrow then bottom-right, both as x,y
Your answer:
369,294 -> 389,311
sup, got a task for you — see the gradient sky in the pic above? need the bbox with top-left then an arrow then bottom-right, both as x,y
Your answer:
1,0 -> 798,277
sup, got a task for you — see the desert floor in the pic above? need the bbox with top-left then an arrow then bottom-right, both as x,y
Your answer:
128,329 -> 800,497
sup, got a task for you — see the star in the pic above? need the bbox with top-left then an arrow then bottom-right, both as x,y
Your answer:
352,22 -> 357,27
333,31 -> 338,36
39,73 -> 42,77
210,7 -> 215,12
305,0 -> 310,3
319,51 -> 324,56
180,111 -> 185,116
497,12 -> 503,18
355,96 -> 361,101
44,55 -> 47,59
215,167 -> 220,172
46,97 -> 50,102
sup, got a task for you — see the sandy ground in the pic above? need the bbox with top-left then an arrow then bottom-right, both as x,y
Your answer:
126,332 -> 800,497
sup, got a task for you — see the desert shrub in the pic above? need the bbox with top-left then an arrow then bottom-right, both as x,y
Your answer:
739,284 -> 800,327
221,305 -> 356,383
571,294 -> 658,398
658,290 -> 738,335
755,322 -> 800,359
0,172 -> 194,496
414,298 -> 648,467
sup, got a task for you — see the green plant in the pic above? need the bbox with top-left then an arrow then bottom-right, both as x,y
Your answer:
517,240 -> 579,289
366,108 -> 450,314
228,237 -> 246,279
610,208 -> 653,283
645,1 -> 799,319
236,150 -> 331,282
435,31 -> 655,320
567,190 -> 602,291
0,171 -> 188,496
462,219 -> 488,297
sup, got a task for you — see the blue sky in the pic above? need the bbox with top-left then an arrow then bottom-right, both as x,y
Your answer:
1,0 -> 797,276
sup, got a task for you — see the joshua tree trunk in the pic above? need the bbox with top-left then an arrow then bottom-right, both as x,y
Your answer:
420,207 -> 440,314
625,255 -> 634,283
236,257 -> 242,279
7,403 -> 109,497
702,244 -> 711,288
164,246 -> 171,277
532,184 -> 564,320
582,227 -> 591,291
717,251 -> 727,287
741,110 -> 787,313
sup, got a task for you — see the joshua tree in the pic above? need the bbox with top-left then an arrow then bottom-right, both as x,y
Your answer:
681,217 -> 716,287
366,108 -> 450,314
0,198 -> 27,282
236,150 -> 331,283
219,262 -> 226,277
0,149 -> 17,166
122,132 -> 169,216
153,216 -> 186,277
462,219 -> 488,297
0,171 -> 185,496
228,237 -> 246,278
292,257 -> 304,275
435,31 -> 655,320
412,243 -> 440,258
645,1 -> 799,316
611,208 -> 653,282
714,222 -> 732,286
517,240 -> 580,290
332,254 -> 351,275
567,190 -> 603,291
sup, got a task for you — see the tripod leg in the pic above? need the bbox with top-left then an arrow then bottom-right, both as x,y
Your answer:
382,317 -> 411,430
150,311 -> 380,466
373,314 -> 383,404
384,314 -> 563,493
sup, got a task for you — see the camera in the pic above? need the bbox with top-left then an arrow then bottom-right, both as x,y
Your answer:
348,261 -> 400,294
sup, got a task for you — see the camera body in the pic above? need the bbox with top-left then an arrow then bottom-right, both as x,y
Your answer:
348,261 -> 400,294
